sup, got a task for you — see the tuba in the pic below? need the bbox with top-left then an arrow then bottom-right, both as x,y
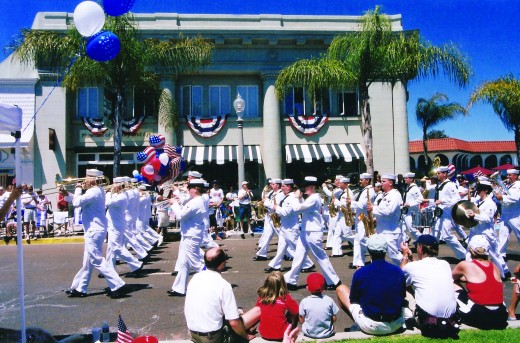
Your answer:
359,187 -> 375,237
490,171 -> 511,196
340,188 -> 354,227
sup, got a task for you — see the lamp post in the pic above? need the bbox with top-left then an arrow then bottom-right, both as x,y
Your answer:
234,93 -> 245,187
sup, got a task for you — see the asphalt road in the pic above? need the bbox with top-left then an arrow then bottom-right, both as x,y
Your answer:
1,233 -> 519,341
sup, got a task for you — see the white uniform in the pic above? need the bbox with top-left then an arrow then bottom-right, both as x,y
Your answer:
322,186 -> 342,249
122,189 -> 148,260
137,192 -> 163,246
432,180 -> 466,260
256,189 -> 281,258
466,196 -> 509,277
201,193 -> 218,249
105,191 -> 142,271
401,183 -> 423,241
170,195 -> 207,294
350,186 -> 376,266
331,188 -> 355,256
70,186 -> 125,293
372,188 -> 404,265
498,180 -> 520,255
284,193 -> 340,287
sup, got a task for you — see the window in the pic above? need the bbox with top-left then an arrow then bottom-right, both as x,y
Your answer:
77,87 -> 99,119
338,89 -> 359,117
133,88 -> 158,118
209,86 -> 231,116
181,85 -> 203,116
314,89 -> 331,116
236,86 -> 259,117
284,87 -> 330,116
284,87 -> 306,116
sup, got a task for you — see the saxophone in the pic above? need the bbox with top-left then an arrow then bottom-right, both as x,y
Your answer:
328,194 -> 338,217
340,188 -> 354,226
256,185 -> 270,220
359,188 -> 375,236
269,195 -> 282,228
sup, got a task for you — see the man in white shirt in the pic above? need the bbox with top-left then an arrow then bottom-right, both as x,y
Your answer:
401,172 -> 423,242
21,184 -> 38,241
209,180 -> 225,232
497,169 -> 520,258
185,247 -> 254,342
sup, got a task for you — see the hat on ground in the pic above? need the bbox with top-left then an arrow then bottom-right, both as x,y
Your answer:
187,179 -> 205,188
436,166 -> 449,173
468,235 -> 489,255
381,173 -> 396,180
302,176 -> 319,187
507,169 -> 520,175
188,171 -> 203,178
413,234 -> 438,247
282,179 -> 294,185
306,272 -> 325,293
374,182 -> 382,187
404,172 -> 415,178
272,178 -> 283,184
359,173 -> 372,180
241,181 -> 249,186
339,177 -> 350,183
86,169 -> 103,177
366,234 -> 388,253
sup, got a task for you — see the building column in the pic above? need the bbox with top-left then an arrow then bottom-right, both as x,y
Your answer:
393,81 -> 410,173
159,77 -> 177,146
261,73 -> 281,179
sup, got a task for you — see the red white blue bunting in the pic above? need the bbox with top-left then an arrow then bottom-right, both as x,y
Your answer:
287,114 -> 328,136
185,114 -> 228,138
122,114 -> 145,134
82,117 -> 108,136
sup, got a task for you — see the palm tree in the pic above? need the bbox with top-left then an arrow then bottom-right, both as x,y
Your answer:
415,93 -> 466,172
426,130 -> 449,139
468,75 -> 520,162
12,14 -> 213,176
275,6 -> 471,175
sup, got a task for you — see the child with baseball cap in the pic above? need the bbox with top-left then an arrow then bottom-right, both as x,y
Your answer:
299,272 -> 339,339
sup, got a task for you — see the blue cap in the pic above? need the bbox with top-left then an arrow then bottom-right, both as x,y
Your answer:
413,234 -> 438,247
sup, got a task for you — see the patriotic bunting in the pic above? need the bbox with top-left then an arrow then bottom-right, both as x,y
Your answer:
82,117 -> 108,135
185,114 -> 228,138
287,114 -> 328,136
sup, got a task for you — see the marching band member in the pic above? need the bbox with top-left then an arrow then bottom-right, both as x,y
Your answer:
331,177 -> 355,257
374,182 -> 384,204
128,178 -> 154,252
431,166 -> 467,261
322,175 -> 343,250
254,179 -> 282,261
496,169 -> 520,258
137,185 -> 163,247
66,169 -> 127,298
348,173 -> 376,268
367,173 -> 403,265
284,176 -> 341,291
121,179 -> 150,261
201,181 -> 219,248
464,179 -> 510,278
401,172 -> 423,241
168,179 -> 207,297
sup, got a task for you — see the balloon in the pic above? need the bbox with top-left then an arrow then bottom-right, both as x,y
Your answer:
86,31 -> 121,62
132,170 -> 139,177
153,174 -> 162,182
73,1 -> 106,37
143,164 -> 154,175
135,175 -> 144,182
103,0 -> 136,16
158,164 -> 170,177
149,134 -> 166,148
150,157 -> 161,171
159,153 -> 169,166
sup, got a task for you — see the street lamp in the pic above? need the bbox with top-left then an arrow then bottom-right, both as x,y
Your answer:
234,93 -> 245,187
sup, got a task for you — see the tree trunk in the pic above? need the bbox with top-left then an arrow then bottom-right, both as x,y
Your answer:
113,90 -> 124,177
515,126 -> 520,165
360,85 -> 374,177
422,127 -> 429,174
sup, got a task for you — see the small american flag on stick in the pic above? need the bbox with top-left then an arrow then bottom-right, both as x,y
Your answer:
117,314 -> 133,343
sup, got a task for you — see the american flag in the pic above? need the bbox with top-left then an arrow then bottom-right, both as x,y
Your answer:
474,170 -> 484,178
117,314 -> 133,343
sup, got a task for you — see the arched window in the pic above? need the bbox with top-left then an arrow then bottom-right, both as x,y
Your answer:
470,155 -> 483,168
484,155 -> 498,169
435,154 -> 449,166
499,155 -> 512,165
409,157 -> 416,172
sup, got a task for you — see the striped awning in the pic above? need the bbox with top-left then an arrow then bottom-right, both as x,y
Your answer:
285,143 -> 365,163
182,145 -> 262,165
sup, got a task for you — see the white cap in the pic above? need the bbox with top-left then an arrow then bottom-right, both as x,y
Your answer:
187,179 -> 205,187
113,177 -> 125,183
272,178 -> 283,184
282,179 -> 294,185
359,173 -> 372,180
366,234 -> 388,252
468,235 -> 489,255
479,180 -> 492,186
404,172 -> 415,178
375,182 -> 382,187
335,175 -> 344,180
188,171 -> 203,178
478,176 -> 490,182
436,166 -> 450,173
381,173 -> 396,180
507,169 -> 519,175
138,185 -> 148,190
241,181 -> 249,186
86,169 -> 103,177
130,178 -> 137,183
339,177 -> 350,183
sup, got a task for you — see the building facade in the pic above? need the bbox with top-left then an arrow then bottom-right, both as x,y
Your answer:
0,12 -> 410,193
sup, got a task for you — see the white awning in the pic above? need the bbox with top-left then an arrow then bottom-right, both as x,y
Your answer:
182,145 -> 262,165
285,143 -> 365,163
0,94 -> 35,148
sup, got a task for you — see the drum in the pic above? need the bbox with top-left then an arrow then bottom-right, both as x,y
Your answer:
412,207 -> 436,232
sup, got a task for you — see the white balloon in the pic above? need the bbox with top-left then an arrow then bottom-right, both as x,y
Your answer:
159,153 -> 169,166
74,1 -> 106,37
132,170 -> 139,177
144,164 -> 154,175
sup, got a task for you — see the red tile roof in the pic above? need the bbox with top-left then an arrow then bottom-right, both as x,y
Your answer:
409,138 -> 516,154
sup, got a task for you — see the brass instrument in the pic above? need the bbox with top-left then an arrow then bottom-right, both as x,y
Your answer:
328,193 -> 338,218
359,187 -> 375,237
256,185 -> 270,220
269,196 -> 281,229
152,198 -> 171,209
490,171 -> 511,196
340,188 -> 354,227
55,175 -> 110,190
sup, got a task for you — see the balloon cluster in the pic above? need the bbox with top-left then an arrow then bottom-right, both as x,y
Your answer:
73,0 -> 136,62
135,134 -> 186,185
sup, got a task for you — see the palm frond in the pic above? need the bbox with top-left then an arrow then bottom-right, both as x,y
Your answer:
158,88 -> 177,132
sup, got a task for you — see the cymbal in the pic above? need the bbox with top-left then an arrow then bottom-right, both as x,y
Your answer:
451,200 -> 480,228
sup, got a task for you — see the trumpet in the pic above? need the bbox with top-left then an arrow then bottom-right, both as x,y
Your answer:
490,171 -> 511,196
55,175 -> 110,189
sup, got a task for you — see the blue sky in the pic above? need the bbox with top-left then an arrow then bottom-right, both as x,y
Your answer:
1,0 -> 519,141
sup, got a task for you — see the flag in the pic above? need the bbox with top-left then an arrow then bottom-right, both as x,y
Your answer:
117,314 -> 133,343
474,170 -> 484,179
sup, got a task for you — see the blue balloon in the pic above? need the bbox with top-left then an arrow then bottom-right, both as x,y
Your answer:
103,0 -> 136,16
86,31 -> 121,62
135,175 -> 144,182
158,163 -> 170,177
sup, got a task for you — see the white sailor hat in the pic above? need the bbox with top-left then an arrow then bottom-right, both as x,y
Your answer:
404,172 -> 415,178
381,173 -> 396,180
359,173 -> 372,180
123,176 -> 132,183
188,171 -> 203,178
478,180 -> 492,187
86,169 -> 103,177
282,178 -> 294,185
339,177 -> 350,183
187,179 -> 205,188
507,169 -> 519,175
375,182 -> 382,187
130,178 -> 138,183
138,185 -> 148,190
113,177 -> 125,183
335,175 -> 344,180
272,178 -> 283,184
435,166 -> 450,173
478,176 -> 490,182
302,176 -> 319,187
241,181 -> 249,186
